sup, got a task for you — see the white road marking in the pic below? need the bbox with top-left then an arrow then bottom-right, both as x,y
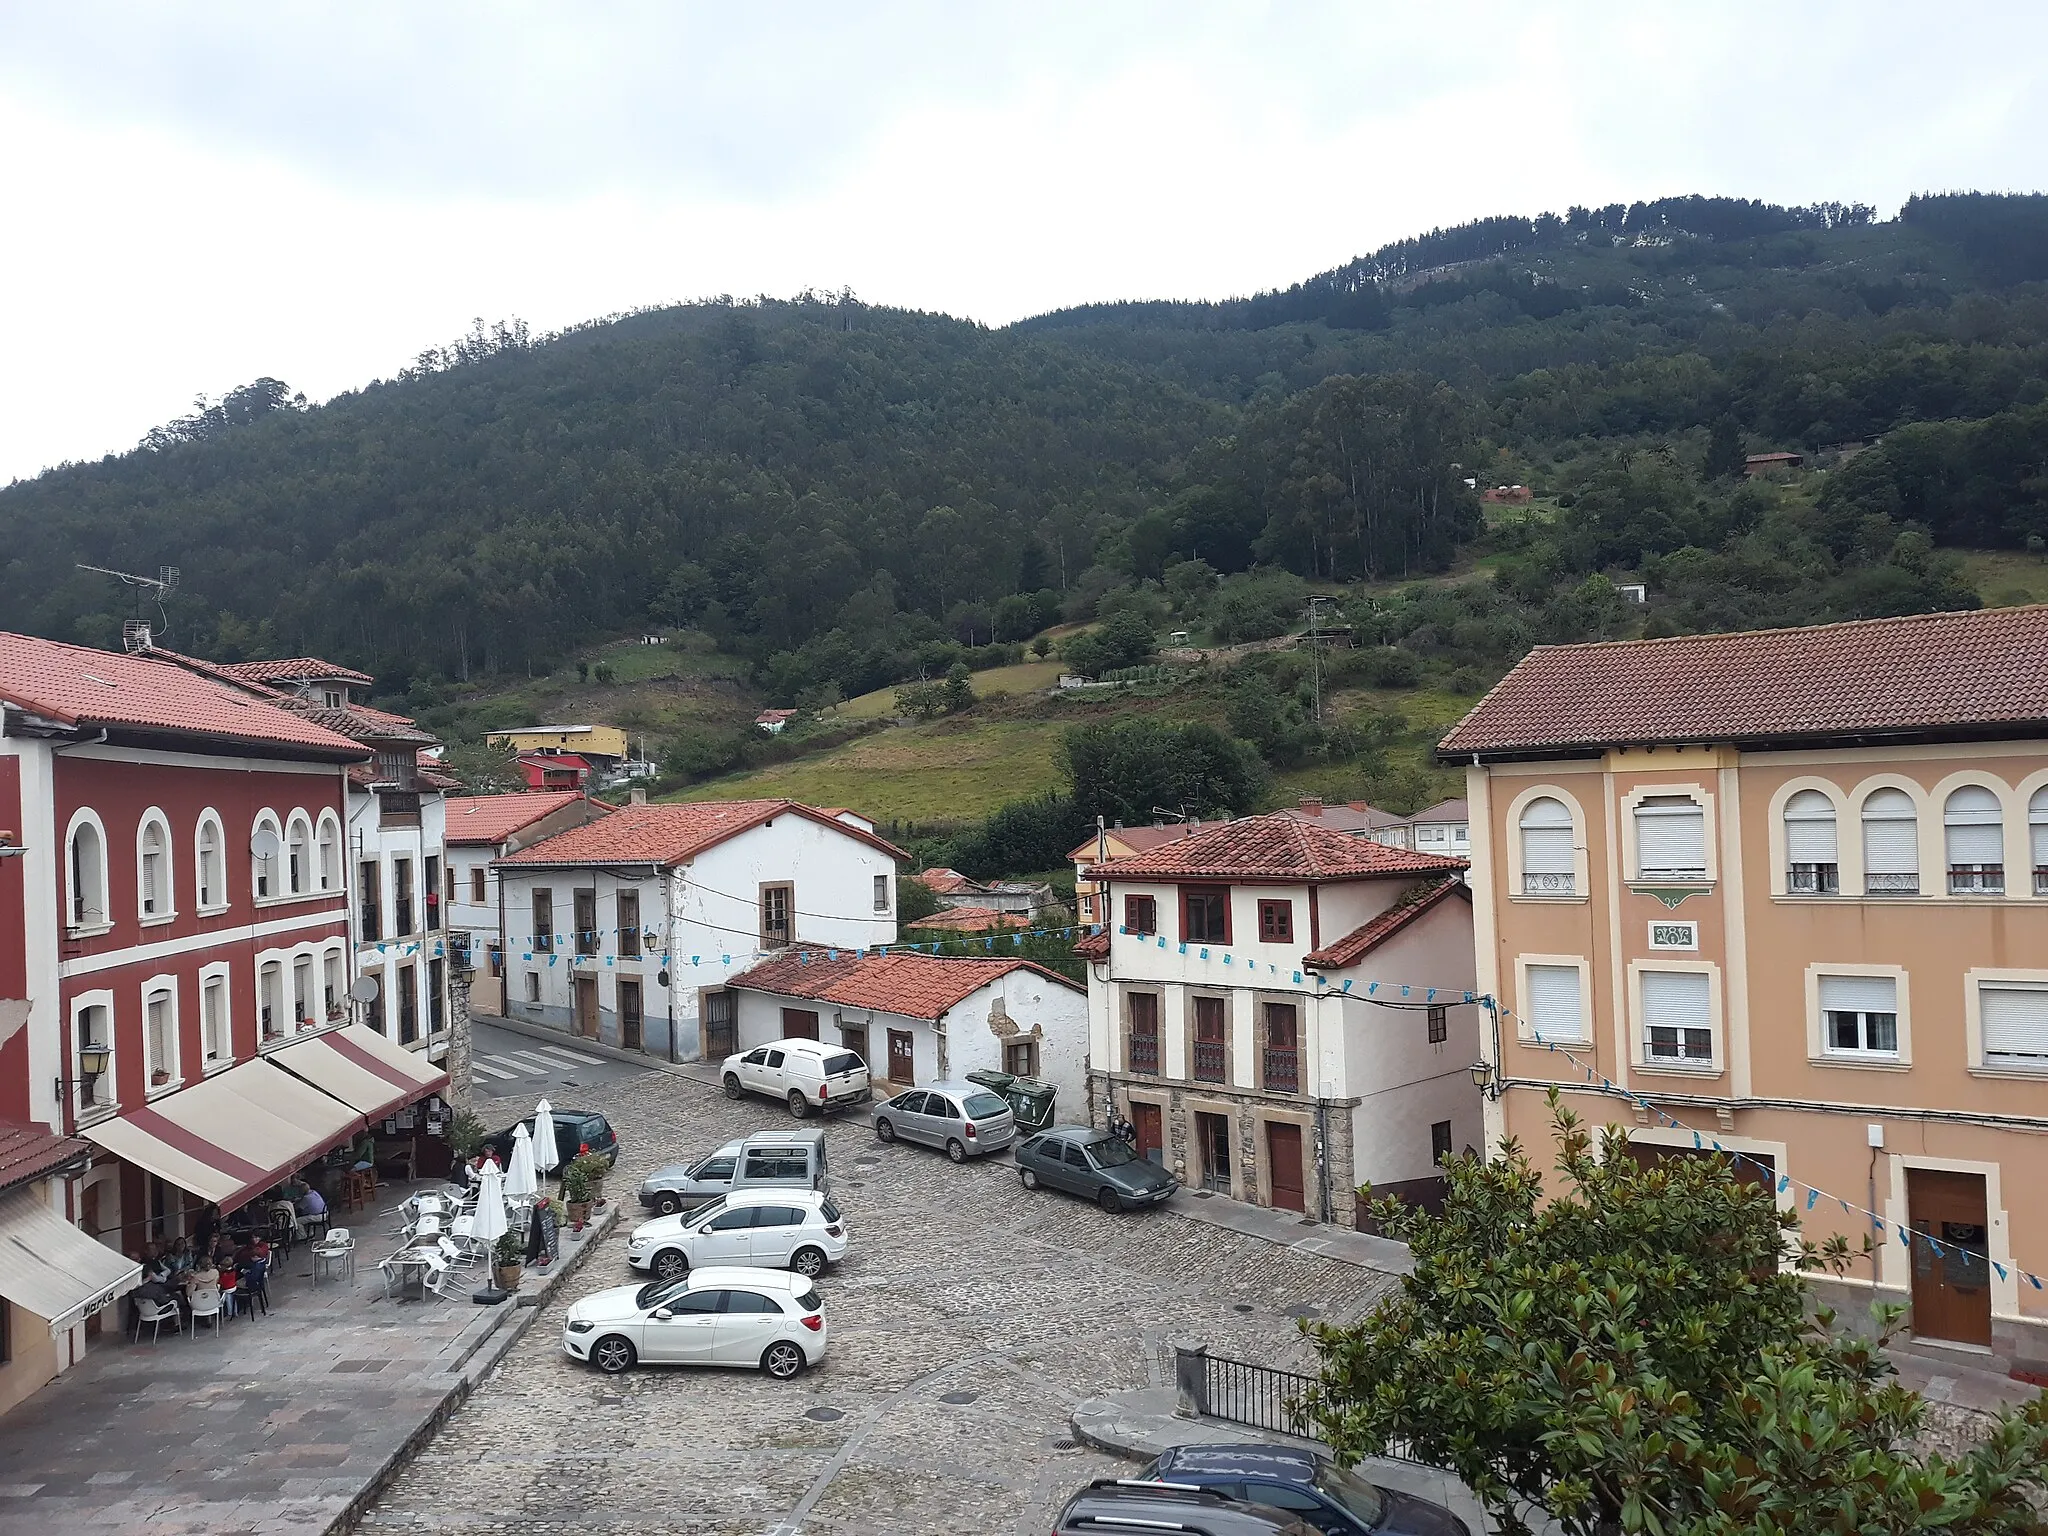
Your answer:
471,1057 -> 522,1080
534,1044 -> 604,1065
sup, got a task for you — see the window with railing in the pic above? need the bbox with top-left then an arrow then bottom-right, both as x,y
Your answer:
428,958 -> 446,1033
398,964 -> 418,1044
1127,992 -> 1160,1075
2033,787 -> 2048,897
574,889 -> 598,956
618,890 -> 641,957
1641,970 -> 1713,1066
1192,996 -> 1226,1083
532,889 -> 554,952
423,856 -> 441,929
1261,1001 -> 1300,1093
1782,789 -> 1838,895
1861,789 -> 1919,895
359,859 -> 382,940
393,858 -> 415,937
1518,796 -> 1576,896
1944,786 -> 2004,894
1787,862 -> 1840,894
1949,864 -> 2005,895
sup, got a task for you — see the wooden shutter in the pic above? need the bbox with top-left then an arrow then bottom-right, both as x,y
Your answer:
1525,965 -> 1583,1041
1819,973 -> 1896,1016
1635,799 -> 1705,875
1861,792 -> 1918,875
1980,985 -> 2048,1065
1640,970 -> 1710,1030
1783,791 -> 1838,862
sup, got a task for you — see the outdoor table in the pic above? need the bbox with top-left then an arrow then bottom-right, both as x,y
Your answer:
381,1252 -> 430,1301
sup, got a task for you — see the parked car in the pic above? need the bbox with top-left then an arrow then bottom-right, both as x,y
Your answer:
873,1080 -> 1017,1161
637,1129 -> 834,1214
625,1187 -> 848,1281
1056,1479 -> 1318,1535
639,1139 -> 742,1214
1140,1446 -> 1470,1535
1015,1124 -> 1177,1211
722,1038 -> 872,1117
484,1108 -> 618,1169
562,1266 -> 825,1378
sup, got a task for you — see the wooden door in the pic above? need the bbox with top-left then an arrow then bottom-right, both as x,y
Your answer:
839,1024 -> 868,1067
781,1007 -> 819,1041
574,976 -> 599,1039
704,991 -> 736,1059
887,1028 -> 915,1085
1907,1168 -> 1992,1347
1132,1102 -> 1164,1165
619,979 -> 643,1052
1196,1112 -> 1232,1193
1266,1122 -> 1306,1213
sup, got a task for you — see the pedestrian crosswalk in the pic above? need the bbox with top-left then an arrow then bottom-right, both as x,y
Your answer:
471,1042 -> 604,1084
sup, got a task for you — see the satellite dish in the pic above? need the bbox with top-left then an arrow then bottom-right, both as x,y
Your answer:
250,828 -> 281,862
348,975 -> 380,1004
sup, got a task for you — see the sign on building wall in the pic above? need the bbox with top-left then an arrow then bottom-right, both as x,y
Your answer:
1647,919 -> 1700,952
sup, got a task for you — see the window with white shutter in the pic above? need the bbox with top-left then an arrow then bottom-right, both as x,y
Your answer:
1518,798 -> 1576,895
2032,788 -> 2048,897
1980,984 -> 2048,1070
1861,788 -> 1919,895
1783,790 -> 1839,894
1524,964 -> 1585,1041
1634,797 -> 1706,880
1640,970 -> 1712,1064
1943,786 -> 2005,894
1818,973 -> 1898,1055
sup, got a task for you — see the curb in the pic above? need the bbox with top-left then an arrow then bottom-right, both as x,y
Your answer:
324,1201 -> 621,1535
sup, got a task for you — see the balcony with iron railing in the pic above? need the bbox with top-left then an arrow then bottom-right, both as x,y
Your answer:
1865,871 -> 1919,896
1949,864 -> 2005,895
1520,871 -> 1576,896
1786,862 -> 1839,895
2036,866 -> 2048,896
1193,1039 -> 1226,1083
1262,1047 -> 1300,1095
1128,1030 -> 1159,1076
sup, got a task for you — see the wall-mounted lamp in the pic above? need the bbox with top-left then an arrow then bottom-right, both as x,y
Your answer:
1467,1058 -> 1500,1100
56,1041 -> 112,1105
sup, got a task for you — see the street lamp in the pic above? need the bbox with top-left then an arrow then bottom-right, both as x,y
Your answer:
56,1041 -> 112,1106
1467,1058 -> 1499,1100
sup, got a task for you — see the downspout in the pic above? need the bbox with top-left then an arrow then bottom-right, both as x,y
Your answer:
665,866 -> 678,1065
495,846 -> 508,1022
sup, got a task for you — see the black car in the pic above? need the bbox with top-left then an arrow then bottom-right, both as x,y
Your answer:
1057,1479 -> 1318,1535
1140,1446 -> 1469,1536
1016,1124 -> 1177,1212
483,1109 -> 619,1170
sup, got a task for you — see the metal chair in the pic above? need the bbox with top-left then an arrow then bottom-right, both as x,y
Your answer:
233,1258 -> 270,1318
417,1250 -> 458,1300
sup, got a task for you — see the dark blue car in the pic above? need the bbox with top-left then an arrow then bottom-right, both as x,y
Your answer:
1139,1445 -> 1468,1536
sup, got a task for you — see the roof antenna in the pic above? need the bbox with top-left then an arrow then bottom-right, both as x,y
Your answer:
76,563 -> 181,649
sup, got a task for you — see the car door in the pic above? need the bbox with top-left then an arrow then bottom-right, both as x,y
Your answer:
692,1154 -> 735,1197
887,1091 -> 928,1143
746,1205 -> 801,1266
1062,1139 -> 1096,1196
692,1206 -> 758,1265
760,1048 -> 787,1095
644,1288 -> 724,1364
925,1092 -> 962,1150
737,1048 -> 770,1090
1242,1481 -> 1352,1535
714,1288 -> 785,1366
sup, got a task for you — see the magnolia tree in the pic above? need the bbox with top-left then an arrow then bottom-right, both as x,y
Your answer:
1305,1092 -> 2048,1536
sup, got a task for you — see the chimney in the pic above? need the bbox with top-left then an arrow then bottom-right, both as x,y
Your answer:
1299,796 -> 1324,816
628,787 -> 649,807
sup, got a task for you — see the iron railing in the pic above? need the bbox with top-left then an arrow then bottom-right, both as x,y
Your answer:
1786,862 -> 1838,894
1173,1346 -> 1426,1464
1865,871 -> 1919,895
1520,870 -> 1576,896
1263,1047 -> 1300,1094
2037,867 -> 2048,896
1948,864 -> 2005,895
1128,1030 -> 1160,1075
1193,1039 -> 1226,1082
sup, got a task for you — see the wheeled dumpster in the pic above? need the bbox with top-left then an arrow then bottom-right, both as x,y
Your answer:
966,1068 -> 1058,1133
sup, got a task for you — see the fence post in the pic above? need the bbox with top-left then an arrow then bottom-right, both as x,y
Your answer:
1171,1341 -> 1209,1419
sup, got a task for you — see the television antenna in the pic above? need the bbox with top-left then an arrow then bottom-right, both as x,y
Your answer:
75,563 -> 181,648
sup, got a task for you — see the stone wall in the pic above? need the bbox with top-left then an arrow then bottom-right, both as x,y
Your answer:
446,970 -> 474,1111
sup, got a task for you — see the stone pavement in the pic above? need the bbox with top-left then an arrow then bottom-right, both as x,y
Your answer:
0,1185 -> 616,1536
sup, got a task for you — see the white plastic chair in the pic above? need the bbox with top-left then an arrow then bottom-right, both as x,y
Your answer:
311,1230 -> 356,1286
377,1252 -> 428,1299
187,1283 -> 227,1336
132,1296 -> 183,1343
435,1235 -> 481,1270
418,1250 -> 458,1300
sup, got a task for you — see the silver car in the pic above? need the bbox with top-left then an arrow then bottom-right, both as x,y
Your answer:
873,1080 -> 1017,1162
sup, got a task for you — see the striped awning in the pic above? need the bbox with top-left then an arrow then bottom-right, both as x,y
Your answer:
82,1059 -> 364,1214
269,1024 -> 448,1120
0,1188 -> 141,1336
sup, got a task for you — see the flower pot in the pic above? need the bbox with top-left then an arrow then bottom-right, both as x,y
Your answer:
151,1069 -> 169,1086
568,1200 -> 591,1229
493,1262 -> 522,1289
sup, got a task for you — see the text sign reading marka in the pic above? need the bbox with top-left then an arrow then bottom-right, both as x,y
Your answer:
1648,920 -> 1699,951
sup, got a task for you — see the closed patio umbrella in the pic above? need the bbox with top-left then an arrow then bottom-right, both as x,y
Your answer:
532,1098 -> 560,1182
472,1160 -> 508,1249
505,1123 -> 538,1201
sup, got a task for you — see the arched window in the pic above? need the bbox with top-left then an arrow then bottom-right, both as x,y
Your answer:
2031,787 -> 2048,897
251,813 -> 281,901
196,812 -> 225,910
137,812 -> 172,920
316,812 -> 341,893
67,816 -> 107,929
1783,790 -> 1839,894
1518,797 -> 1576,896
258,958 -> 285,1042
143,981 -> 178,1087
1861,788 -> 1919,897
1944,785 -> 2005,895
286,814 -> 312,896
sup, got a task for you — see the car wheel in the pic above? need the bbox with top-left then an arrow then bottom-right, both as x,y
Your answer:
875,1118 -> 896,1143
1098,1187 -> 1123,1214
1020,1168 -> 1040,1191
762,1340 -> 806,1379
723,1073 -> 744,1100
790,1246 -> 826,1278
788,1089 -> 811,1119
655,1192 -> 682,1216
946,1139 -> 967,1164
591,1335 -> 637,1375
652,1249 -> 689,1282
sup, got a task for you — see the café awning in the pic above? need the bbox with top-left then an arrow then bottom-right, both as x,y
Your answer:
82,1058 -> 364,1213
269,1024 -> 448,1121
0,1189 -> 141,1336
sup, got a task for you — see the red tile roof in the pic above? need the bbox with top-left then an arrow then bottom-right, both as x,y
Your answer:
1087,813 -> 1465,882
916,868 -> 977,894
1302,876 -> 1469,969
729,951 -> 1079,1021
1407,798 -> 1469,825
215,657 -> 376,687
497,799 -> 908,868
1440,607 -> 2048,759
0,633 -> 369,759
1066,823 -> 1207,861
1274,801 -> 1402,833
1073,929 -> 1110,961
907,905 -> 1030,932
0,1119 -> 93,1194
444,790 -> 601,846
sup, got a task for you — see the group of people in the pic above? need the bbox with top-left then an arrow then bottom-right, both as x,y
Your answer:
126,1228 -> 272,1331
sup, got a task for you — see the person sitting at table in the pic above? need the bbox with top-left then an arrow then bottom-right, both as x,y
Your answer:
139,1243 -> 172,1286
350,1131 -> 377,1172
298,1184 -> 327,1225
193,1202 -> 220,1258
167,1237 -> 194,1275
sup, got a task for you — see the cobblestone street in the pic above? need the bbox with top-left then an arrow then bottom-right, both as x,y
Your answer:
362,1067 -> 1397,1535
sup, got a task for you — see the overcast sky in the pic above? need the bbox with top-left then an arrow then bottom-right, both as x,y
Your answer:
2,2 -> 2043,485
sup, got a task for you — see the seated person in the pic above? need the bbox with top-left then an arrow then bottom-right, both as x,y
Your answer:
298,1184 -> 328,1222
139,1244 -> 173,1286
349,1132 -> 377,1172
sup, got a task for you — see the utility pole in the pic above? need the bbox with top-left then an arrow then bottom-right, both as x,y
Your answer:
1305,596 -> 1329,725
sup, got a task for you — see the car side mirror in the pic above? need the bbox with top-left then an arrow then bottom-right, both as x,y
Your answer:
652,1308 -> 673,1320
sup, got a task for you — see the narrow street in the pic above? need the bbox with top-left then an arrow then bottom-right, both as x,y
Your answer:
466,1018 -> 654,1103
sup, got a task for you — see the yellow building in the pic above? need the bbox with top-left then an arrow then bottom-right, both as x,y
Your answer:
487,724 -> 630,763
1445,607 -> 2048,1375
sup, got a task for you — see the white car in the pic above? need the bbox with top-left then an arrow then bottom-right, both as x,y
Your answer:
722,1037 -> 872,1116
626,1187 -> 848,1282
563,1266 -> 826,1378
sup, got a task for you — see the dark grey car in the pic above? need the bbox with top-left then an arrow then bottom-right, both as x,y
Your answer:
1015,1124 -> 1178,1212
1057,1479 -> 1317,1535
1143,1445 -> 1470,1535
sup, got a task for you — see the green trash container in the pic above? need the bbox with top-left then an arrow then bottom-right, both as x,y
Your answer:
966,1069 -> 1016,1095
967,1068 -> 1056,1132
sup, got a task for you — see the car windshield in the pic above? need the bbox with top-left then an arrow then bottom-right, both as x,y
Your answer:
633,1277 -> 689,1310
1086,1137 -> 1140,1168
823,1053 -> 863,1076
963,1092 -> 1009,1119
688,1153 -> 731,1178
682,1197 -> 728,1229
1314,1463 -> 1386,1525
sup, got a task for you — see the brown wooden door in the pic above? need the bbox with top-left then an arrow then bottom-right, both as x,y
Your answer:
840,1024 -> 868,1067
887,1028 -> 915,1084
1266,1121 -> 1306,1213
1196,1112 -> 1232,1193
618,979 -> 643,1052
574,976 -> 599,1039
1133,1102 -> 1164,1165
703,991 -> 736,1059
781,1007 -> 819,1041
1907,1168 -> 1992,1347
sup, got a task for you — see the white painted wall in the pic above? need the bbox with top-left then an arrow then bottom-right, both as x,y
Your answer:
346,785 -> 452,1060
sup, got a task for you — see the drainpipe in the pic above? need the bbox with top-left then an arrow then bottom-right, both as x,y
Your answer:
665,868 -> 678,1065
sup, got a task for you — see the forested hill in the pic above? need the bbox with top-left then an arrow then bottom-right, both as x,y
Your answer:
4,191 -> 2047,707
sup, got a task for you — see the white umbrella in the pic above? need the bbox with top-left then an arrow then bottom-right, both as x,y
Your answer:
532,1098 -> 560,1182
472,1160 -> 508,1248
505,1122 -> 538,1201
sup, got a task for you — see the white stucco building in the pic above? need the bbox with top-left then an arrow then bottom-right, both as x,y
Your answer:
1078,812 -> 1481,1226
492,799 -> 904,1060
726,951 -> 1089,1109
442,790 -> 611,1015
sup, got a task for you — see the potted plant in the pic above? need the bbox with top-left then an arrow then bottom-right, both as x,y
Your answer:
492,1230 -> 523,1290
561,1162 -> 594,1230
568,1150 -> 610,1211
447,1109 -> 488,1164
151,1067 -> 170,1086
